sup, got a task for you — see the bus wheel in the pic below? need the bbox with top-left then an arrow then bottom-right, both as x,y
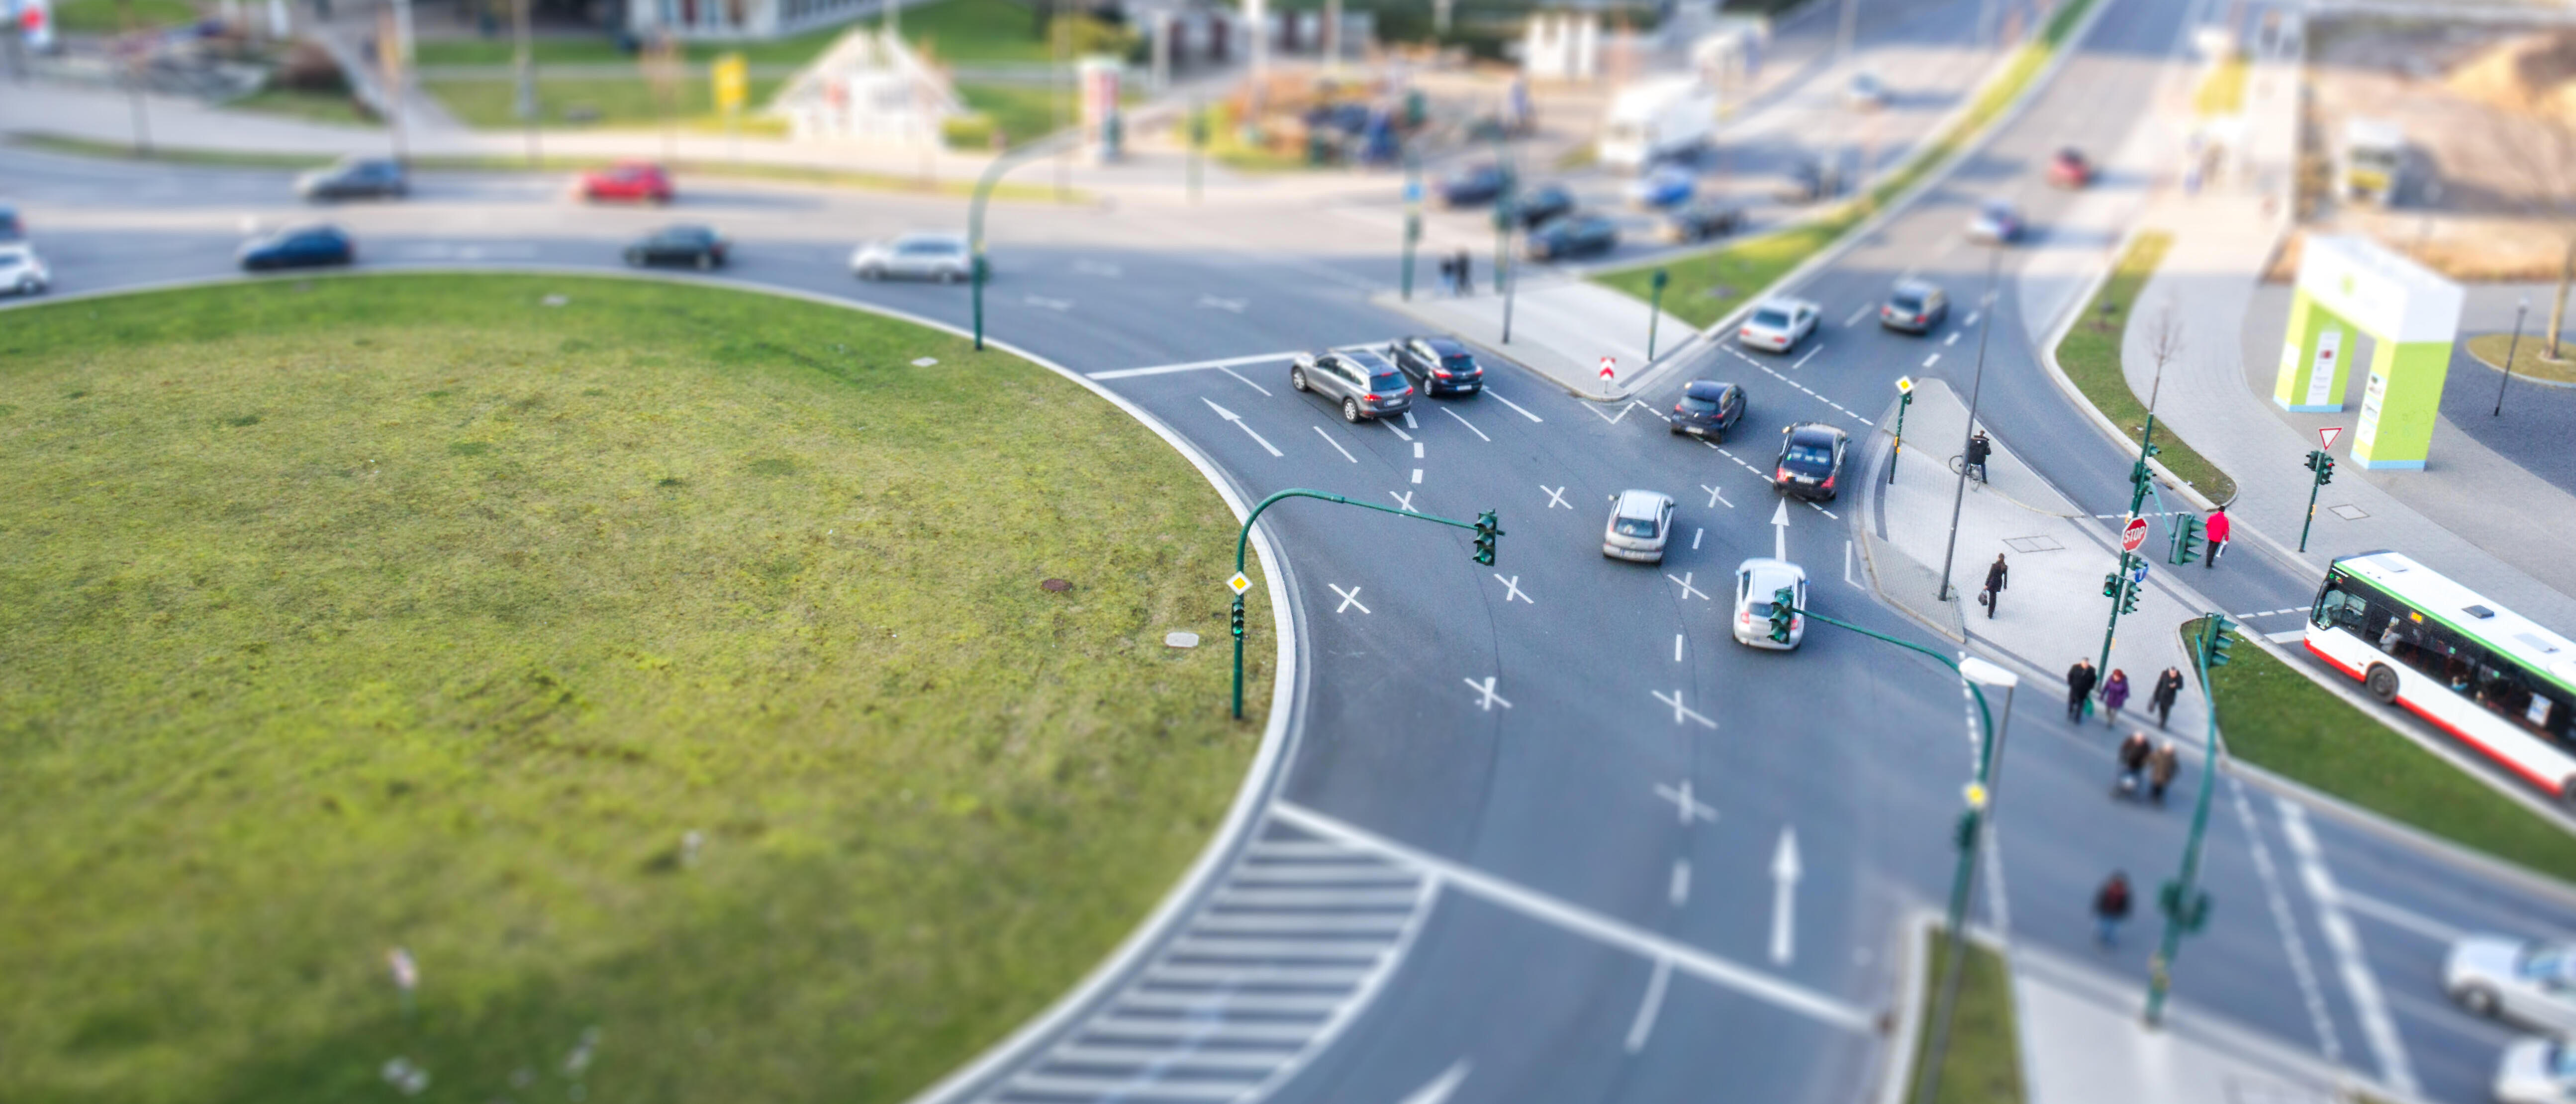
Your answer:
2364,664 -> 2400,704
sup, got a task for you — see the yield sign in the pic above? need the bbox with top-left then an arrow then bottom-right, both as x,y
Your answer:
1598,356 -> 1617,380
2318,425 -> 2343,452
2120,516 -> 2150,554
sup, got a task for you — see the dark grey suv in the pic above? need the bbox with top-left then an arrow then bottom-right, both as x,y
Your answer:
1291,349 -> 1416,423
1385,335 -> 1483,396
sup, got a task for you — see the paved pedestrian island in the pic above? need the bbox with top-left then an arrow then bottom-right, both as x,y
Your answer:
1378,278 -> 1699,403
2014,943 -> 2369,1104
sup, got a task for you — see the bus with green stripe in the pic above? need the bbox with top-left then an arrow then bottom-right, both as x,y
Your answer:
2310,551 -> 2576,802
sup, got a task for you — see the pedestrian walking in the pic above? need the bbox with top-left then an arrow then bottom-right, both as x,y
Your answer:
1455,249 -> 1474,296
1980,554 -> 2008,619
2150,667 -> 2184,729
2116,730 -> 2152,796
2149,739 -> 2180,804
2094,872 -> 2133,948
1965,430 -> 1992,484
2204,506 -> 2230,568
2101,669 -> 2130,728
2065,659 -> 2098,721
1438,254 -> 1457,295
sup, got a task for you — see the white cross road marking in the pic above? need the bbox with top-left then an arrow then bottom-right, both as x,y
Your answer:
1485,389 -> 1546,422
1197,294 -> 1247,312
1025,295 -> 1073,311
1701,484 -> 1732,508
1666,572 -> 1710,601
1385,422 -> 1415,442
1442,407 -> 1491,441
1543,485 -> 1572,509
1465,676 -> 1513,710
1651,689 -> 1718,729
1390,490 -> 1418,513
1921,353 -> 1940,368
1219,366 -> 1272,396
1494,574 -> 1532,604
1314,425 -> 1358,463
1329,584 -> 1371,614
1653,777 -> 1718,822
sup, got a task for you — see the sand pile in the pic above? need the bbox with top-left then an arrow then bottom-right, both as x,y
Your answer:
2447,29 -> 2576,123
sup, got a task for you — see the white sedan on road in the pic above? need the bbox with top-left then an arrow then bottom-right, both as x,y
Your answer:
0,242 -> 49,296
1733,557 -> 1808,649
1737,297 -> 1819,353
852,231 -> 972,282
1602,490 -> 1676,564
2449,936 -> 2576,1033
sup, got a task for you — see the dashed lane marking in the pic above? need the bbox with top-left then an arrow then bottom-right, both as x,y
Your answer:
1653,777 -> 1719,821
1843,304 -> 1873,327
1485,389 -> 1545,423
1024,295 -> 1073,311
1404,411 -> 1419,429
1666,572 -> 1710,601
1963,310 -> 1981,328
1807,502 -> 1839,520
1623,958 -> 1674,1054
1721,345 -> 1874,427
1945,331 -> 1961,346
1674,634 -> 1686,662
1793,345 -> 1823,370
1442,407 -> 1491,441
1669,858 -> 1691,905
1412,469 -> 1424,484
1693,527 -> 1705,549
1385,422 -> 1415,442
1413,442 -> 1424,459
1922,353 -> 1940,368
1314,426 -> 1358,463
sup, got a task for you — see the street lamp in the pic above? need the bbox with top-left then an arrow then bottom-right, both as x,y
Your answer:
2143,615 -> 2234,1025
1912,656 -> 2017,1104
1935,247 -> 2002,602
968,130 -> 1081,350
2495,295 -> 2529,418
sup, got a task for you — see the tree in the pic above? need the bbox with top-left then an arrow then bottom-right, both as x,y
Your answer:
2486,93 -> 2576,360
2139,303 -> 2185,418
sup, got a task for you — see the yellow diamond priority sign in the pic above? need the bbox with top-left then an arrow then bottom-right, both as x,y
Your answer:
1897,376 -> 1914,394
1227,572 -> 1251,595
1963,782 -> 1988,809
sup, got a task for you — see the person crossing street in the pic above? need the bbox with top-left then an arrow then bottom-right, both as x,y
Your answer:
2149,667 -> 2184,729
2065,659 -> 2098,721
2100,669 -> 2131,728
2094,872 -> 2133,948
2204,505 -> 2230,568
1980,554 -> 2008,619
2149,739 -> 2180,804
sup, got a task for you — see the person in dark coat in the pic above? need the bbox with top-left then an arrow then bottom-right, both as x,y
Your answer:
2149,739 -> 2180,804
1965,430 -> 1992,483
2094,872 -> 2133,948
2149,667 -> 2185,729
1981,554 -> 2008,618
1454,248 -> 1473,296
2065,659 -> 2098,721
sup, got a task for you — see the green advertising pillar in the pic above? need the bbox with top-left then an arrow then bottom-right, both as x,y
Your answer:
2268,235 -> 2463,470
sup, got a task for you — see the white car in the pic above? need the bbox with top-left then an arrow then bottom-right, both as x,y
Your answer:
2494,1038 -> 2576,1104
1845,71 -> 1888,110
2448,936 -> 2576,1033
1602,490 -> 1676,564
1738,297 -> 1819,353
1967,199 -> 2024,244
1733,557 -> 1808,649
0,243 -> 49,296
852,231 -> 972,282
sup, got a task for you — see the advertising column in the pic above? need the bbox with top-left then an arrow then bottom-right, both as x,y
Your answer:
1080,55 -> 1122,163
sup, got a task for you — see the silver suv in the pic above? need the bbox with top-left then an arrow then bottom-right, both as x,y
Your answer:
1602,490 -> 1676,563
1291,349 -> 1415,423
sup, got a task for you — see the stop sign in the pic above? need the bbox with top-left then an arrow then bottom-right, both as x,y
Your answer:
2120,516 -> 2150,554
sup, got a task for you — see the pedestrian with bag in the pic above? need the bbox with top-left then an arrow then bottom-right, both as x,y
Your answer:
2094,872 -> 2133,948
2065,659 -> 2098,721
1981,554 -> 2008,619
2115,730 -> 2152,797
2101,669 -> 2130,729
2149,739 -> 2180,804
2204,506 -> 2230,568
2150,666 -> 2184,729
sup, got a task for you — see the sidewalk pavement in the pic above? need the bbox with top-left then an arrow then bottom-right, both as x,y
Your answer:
2012,940 -> 2373,1104
1373,275 -> 1699,401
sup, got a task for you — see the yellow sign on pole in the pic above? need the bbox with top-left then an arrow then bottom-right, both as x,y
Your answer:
712,53 -> 748,113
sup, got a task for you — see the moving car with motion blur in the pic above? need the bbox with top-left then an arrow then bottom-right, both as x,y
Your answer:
1669,380 -> 1744,440
852,232 -> 972,282
1967,199 -> 2024,244
1844,71 -> 1888,110
1732,558 -> 1809,649
1738,297 -> 1819,353
1772,422 -> 1849,502
1781,157 -> 1841,204
1525,213 -> 1619,262
1438,164 -> 1509,207
1290,348 -> 1415,423
2047,147 -> 2094,188
0,242 -> 50,296
1656,200 -> 1744,244
237,223 -> 355,271
1880,279 -> 1949,334
625,224 -> 729,270
1385,335 -> 1484,396
2448,936 -> 2576,1033
2494,1038 -> 2576,1104
1515,183 -> 1576,228
296,156 -> 408,201
579,161 -> 674,203
0,201 -> 23,241
1602,490 -> 1677,564
1625,165 -> 1696,209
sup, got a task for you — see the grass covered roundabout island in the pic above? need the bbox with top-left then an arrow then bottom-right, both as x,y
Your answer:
0,274 -> 1273,1103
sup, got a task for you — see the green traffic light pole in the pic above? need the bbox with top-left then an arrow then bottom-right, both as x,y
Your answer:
1401,147 -> 1422,301
969,130 -> 1081,351
1888,379 -> 1914,485
1490,127 -> 1520,343
2143,614 -> 2234,1025
1646,268 -> 1670,360
2096,414 -> 2163,676
2297,450 -> 2334,553
1230,489 -> 1500,720
1188,98 -> 1207,205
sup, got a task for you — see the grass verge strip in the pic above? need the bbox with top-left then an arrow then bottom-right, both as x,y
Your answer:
2468,331 -> 2576,386
1912,934 -> 2025,1104
1593,0 -> 2099,327
2054,232 -> 2238,503
2184,617 -> 2576,884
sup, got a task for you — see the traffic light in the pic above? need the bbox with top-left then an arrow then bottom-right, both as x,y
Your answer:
2173,513 -> 2202,565
2203,614 -> 2236,668
2159,880 -> 2213,933
1230,597 -> 1245,640
2317,454 -> 2335,486
1472,510 -> 1502,566
2120,580 -> 2141,614
1768,586 -> 1797,643
2103,573 -> 2121,598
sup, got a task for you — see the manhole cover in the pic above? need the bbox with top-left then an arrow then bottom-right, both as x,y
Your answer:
1165,631 -> 1200,648
912,357 -> 939,367
2328,504 -> 2369,521
2004,535 -> 2065,553
1040,578 -> 1071,593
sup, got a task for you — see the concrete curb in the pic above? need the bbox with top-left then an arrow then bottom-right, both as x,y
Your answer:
0,266 -> 1312,1104
1877,907 -> 2017,1104
1850,391 -> 1971,644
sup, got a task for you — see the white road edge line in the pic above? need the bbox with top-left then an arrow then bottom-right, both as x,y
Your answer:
1218,365 -> 1273,396
1314,426 -> 1358,463
1087,350 -> 1300,380
1441,406 -> 1492,441
2280,800 -> 2417,1095
1269,802 -> 1873,1032
1485,389 -> 1545,423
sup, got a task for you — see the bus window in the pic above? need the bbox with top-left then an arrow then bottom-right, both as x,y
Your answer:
2316,586 -> 2368,630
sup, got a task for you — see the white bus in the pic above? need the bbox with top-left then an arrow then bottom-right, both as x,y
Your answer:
2308,551 -> 2576,801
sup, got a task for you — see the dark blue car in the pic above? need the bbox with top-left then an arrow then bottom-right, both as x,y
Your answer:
1438,164 -> 1510,208
238,224 -> 354,271
1525,213 -> 1618,262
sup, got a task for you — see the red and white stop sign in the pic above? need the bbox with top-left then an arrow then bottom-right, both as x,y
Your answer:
2120,516 -> 2150,554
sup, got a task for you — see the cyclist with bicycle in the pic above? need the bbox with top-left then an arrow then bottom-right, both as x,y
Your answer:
1965,430 -> 1992,484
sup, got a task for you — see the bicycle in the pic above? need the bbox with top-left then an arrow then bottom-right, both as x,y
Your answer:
1947,454 -> 1990,484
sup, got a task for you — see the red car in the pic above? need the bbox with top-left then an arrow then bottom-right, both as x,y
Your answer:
580,162 -> 673,203
2047,148 -> 2093,189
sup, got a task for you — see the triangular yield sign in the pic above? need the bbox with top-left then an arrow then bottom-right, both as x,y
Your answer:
2319,426 -> 2343,451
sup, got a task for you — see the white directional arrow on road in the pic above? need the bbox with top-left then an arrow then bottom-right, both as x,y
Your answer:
1201,397 -> 1283,457
1771,499 -> 1791,562
1770,826 -> 1802,966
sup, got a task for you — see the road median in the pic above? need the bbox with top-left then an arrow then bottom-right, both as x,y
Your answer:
2051,231 -> 2239,504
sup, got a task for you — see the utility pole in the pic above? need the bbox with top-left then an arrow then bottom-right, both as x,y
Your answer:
1935,248 -> 2002,601
2495,294 -> 2529,417
2297,447 -> 2335,552
512,0 -> 539,167
1401,148 -> 1422,300
2143,615 -> 2233,1025
2096,308 -> 2183,675
116,0 -> 153,156
1490,125 -> 1520,343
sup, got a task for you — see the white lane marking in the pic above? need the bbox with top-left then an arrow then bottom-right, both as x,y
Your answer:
1650,690 -> 1718,729
1921,353 -> 1940,368
1413,442 -> 1425,459
1666,572 -> 1711,601
1395,1062 -> 1470,1104
1314,425 -> 1358,463
1202,397 -> 1283,457
1843,304 -> 1872,327
1675,634 -> 1686,662
2280,800 -> 2416,1095
1845,540 -> 1864,589
1693,527 -> 1705,549
1464,676 -> 1512,710
1793,345 -> 1823,370
1329,584 -> 1371,614
1945,331 -> 1962,347
1772,499 -> 1791,561
1702,484 -> 1733,509
1390,490 -> 1418,513
1588,403 -> 1633,425
1073,260 -> 1122,277
1385,421 -> 1415,442
1542,485 -> 1572,509
1219,365 -> 1272,396
1485,389 -> 1545,423
1269,802 -> 1874,1034
2340,890 -> 2467,946
1493,574 -> 1532,604
1808,502 -> 1839,520
1441,406 -> 1491,441
2224,776 -> 2344,1062
1653,778 -> 1719,823
1197,294 -> 1247,312
1769,827 -> 1802,966
1623,957 -> 1674,1054
1404,411 -> 1419,429
1025,295 -> 1073,311
1963,310 -> 1981,328
1669,858 -> 1691,905
1087,350 -> 1300,380
1411,468 -> 1424,484
1721,344 -> 1873,427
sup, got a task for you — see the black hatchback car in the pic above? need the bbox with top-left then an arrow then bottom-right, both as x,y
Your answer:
1514,183 -> 1575,228
237,223 -> 355,271
1772,422 -> 1850,501
1669,380 -> 1745,440
1385,335 -> 1484,396
625,224 -> 729,270
1526,213 -> 1618,262
296,156 -> 407,201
